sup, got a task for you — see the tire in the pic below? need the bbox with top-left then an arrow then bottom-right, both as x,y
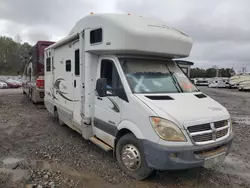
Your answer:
28,89 -> 32,101
54,110 -> 64,125
23,90 -> 26,94
115,133 -> 153,180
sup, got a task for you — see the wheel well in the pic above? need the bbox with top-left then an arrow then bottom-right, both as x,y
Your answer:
116,128 -> 133,141
114,128 -> 133,156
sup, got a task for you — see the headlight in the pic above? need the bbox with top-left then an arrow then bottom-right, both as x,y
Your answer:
149,117 -> 187,142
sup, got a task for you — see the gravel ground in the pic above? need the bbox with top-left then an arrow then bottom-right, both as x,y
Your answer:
0,88 -> 249,188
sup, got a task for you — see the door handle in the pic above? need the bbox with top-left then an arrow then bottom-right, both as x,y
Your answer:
97,97 -> 103,100
74,80 -> 76,87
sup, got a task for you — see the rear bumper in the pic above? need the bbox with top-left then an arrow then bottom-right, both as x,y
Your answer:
32,88 -> 44,102
142,133 -> 233,170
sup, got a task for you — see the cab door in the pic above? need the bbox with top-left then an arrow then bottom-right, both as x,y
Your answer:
93,58 -> 125,147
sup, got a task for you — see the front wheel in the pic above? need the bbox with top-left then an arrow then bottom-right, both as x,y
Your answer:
115,134 -> 153,180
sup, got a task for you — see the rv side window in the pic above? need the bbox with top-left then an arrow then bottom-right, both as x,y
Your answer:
66,60 -> 71,72
100,60 -> 123,95
46,58 -> 51,72
90,28 -> 102,44
75,49 -> 80,75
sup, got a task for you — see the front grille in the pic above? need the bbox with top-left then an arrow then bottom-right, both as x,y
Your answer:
216,129 -> 228,138
187,120 -> 229,144
187,123 -> 210,133
193,133 -> 213,142
214,120 -> 227,128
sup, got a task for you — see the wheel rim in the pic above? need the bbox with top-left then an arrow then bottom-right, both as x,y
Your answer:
121,144 -> 141,171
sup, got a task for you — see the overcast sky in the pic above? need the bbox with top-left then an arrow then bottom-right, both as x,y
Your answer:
0,0 -> 249,71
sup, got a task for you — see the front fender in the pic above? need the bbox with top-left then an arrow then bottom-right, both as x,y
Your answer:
116,120 -> 144,139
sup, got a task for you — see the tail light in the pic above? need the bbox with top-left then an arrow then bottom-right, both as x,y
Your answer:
36,76 -> 44,89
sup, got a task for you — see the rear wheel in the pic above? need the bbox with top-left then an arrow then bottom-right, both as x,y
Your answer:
115,133 -> 153,180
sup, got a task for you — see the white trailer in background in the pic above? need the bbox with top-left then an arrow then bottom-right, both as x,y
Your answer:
229,73 -> 250,88
44,13 -> 233,180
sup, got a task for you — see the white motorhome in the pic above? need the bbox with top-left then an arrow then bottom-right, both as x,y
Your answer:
229,73 -> 250,88
44,14 -> 233,180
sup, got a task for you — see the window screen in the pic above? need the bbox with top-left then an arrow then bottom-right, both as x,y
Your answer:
90,28 -> 102,44
46,58 -> 51,72
75,50 -> 80,75
66,60 -> 71,72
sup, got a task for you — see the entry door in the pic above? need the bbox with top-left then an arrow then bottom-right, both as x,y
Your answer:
72,41 -> 81,124
94,59 -> 123,146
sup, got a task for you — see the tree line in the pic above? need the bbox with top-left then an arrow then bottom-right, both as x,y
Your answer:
0,36 -> 32,75
190,67 -> 235,78
0,35 -> 236,78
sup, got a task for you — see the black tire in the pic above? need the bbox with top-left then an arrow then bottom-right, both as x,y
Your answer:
116,133 -> 153,180
23,90 -> 26,94
54,109 -> 64,125
54,110 -> 59,122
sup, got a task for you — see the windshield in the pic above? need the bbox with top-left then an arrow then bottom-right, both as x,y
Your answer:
119,58 -> 198,94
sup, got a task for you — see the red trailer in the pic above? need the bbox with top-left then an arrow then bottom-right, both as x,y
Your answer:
22,41 -> 54,103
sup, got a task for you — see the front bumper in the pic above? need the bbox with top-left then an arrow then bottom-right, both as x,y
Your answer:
142,133 -> 233,170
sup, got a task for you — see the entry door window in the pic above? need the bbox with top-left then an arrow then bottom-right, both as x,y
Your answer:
100,60 -> 122,95
75,49 -> 80,76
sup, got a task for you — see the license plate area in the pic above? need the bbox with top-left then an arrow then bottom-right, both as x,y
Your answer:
203,152 -> 226,168
194,145 -> 227,159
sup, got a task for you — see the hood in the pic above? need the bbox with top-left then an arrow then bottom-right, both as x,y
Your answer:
135,92 -> 230,129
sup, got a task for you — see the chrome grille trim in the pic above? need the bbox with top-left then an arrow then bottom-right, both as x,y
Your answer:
187,120 -> 229,145
187,123 -> 210,133
214,120 -> 228,128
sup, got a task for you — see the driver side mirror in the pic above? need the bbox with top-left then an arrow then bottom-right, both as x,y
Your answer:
96,78 -> 107,97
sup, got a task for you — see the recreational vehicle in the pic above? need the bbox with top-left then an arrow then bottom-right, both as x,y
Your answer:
229,73 -> 250,88
238,80 -> 250,91
44,14 -> 233,180
22,41 -> 54,103
209,77 -> 229,88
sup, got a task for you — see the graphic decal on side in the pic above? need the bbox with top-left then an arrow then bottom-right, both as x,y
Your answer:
53,78 -> 79,102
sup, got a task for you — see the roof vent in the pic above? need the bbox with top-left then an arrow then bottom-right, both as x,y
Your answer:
195,93 -> 207,98
146,95 -> 174,100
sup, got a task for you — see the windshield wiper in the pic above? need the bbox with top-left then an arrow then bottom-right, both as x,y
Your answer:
165,66 -> 183,93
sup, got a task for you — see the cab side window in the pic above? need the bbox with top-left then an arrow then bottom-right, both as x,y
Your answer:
100,60 -> 123,95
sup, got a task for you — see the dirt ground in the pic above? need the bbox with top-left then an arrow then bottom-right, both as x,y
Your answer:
0,87 -> 250,188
